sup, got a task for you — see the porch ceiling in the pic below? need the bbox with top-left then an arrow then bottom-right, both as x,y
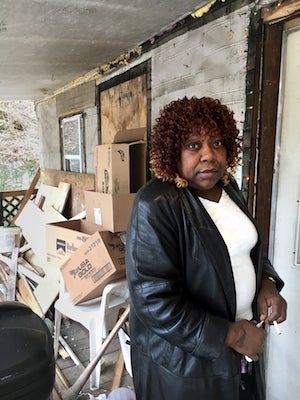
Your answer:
0,0 -> 206,101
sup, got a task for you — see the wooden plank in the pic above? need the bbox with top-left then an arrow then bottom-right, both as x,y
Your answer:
58,345 -> 70,360
56,80 -> 95,117
33,272 -> 60,316
15,201 -> 48,266
18,257 -> 44,281
15,200 -> 66,266
19,243 -> 31,254
255,23 -> 283,252
55,364 -> 70,389
40,169 -> 95,218
17,275 -> 43,317
110,349 -> 124,391
53,182 -> 71,213
36,182 -> 70,216
0,259 -> 9,283
11,168 -> 40,225
35,194 -> 45,209
17,262 -> 44,285
23,249 -> 45,277
15,289 -> 27,305
44,204 -> 68,222
35,183 -> 58,210
52,386 -> 62,400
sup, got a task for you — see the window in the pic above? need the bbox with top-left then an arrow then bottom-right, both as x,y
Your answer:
60,114 -> 85,173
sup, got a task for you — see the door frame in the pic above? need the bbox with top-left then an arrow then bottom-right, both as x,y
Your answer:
254,22 -> 282,253
250,6 -> 300,254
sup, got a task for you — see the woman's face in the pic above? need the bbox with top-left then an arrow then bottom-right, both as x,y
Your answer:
177,133 -> 227,199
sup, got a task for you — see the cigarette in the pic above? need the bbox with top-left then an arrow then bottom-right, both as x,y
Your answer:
256,320 -> 264,328
273,320 -> 282,335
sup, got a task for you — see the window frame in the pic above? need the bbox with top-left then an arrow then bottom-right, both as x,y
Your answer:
60,114 -> 85,173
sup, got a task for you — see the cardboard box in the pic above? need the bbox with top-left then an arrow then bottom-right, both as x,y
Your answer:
95,128 -> 147,194
84,191 -> 135,233
102,127 -> 146,145
46,219 -> 103,267
95,142 -> 146,194
111,127 -> 146,144
95,143 -> 129,194
60,231 -> 126,304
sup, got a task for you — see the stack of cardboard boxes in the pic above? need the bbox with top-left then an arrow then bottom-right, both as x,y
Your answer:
85,127 -> 146,233
45,128 -> 147,304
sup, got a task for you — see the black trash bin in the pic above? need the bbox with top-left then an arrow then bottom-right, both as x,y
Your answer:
0,301 -> 55,400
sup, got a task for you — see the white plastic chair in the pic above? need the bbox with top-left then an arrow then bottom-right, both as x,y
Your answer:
53,276 -> 130,390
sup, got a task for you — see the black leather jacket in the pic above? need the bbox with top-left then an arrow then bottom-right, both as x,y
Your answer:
126,178 -> 284,400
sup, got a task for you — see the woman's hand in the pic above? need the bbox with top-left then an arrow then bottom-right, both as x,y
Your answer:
225,320 -> 266,361
257,278 -> 287,325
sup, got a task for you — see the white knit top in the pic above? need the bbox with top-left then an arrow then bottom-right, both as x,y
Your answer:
199,190 -> 257,321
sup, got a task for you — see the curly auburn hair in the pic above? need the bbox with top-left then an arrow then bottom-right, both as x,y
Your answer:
149,96 -> 241,187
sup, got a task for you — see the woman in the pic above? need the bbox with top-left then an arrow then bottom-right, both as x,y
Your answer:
125,96 -> 287,400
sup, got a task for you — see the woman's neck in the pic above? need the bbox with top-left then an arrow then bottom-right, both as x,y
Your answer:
193,185 -> 222,202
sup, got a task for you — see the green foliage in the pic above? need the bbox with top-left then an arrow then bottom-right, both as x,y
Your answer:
0,101 -> 40,191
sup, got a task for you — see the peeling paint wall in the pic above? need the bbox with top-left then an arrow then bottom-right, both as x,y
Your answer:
36,82 -> 98,173
150,6 -> 250,134
148,5 -> 250,186
36,98 -> 61,169
84,106 -> 99,173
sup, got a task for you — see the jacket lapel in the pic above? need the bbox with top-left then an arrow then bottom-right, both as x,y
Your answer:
180,189 -> 237,320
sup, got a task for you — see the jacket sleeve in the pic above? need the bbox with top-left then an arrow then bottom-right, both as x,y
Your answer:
261,256 -> 284,291
125,184 -> 229,360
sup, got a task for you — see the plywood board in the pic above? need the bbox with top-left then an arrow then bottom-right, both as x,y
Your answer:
15,200 -> 66,266
11,168 -> 40,225
52,386 -> 62,400
23,249 -> 46,276
100,74 -> 147,144
35,183 -> 58,210
53,182 -> 71,213
35,181 -> 70,215
17,261 -> 44,285
33,271 -> 60,315
110,350 -> 124,391
17,275 -> 43,317
40,169 -> 95,218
